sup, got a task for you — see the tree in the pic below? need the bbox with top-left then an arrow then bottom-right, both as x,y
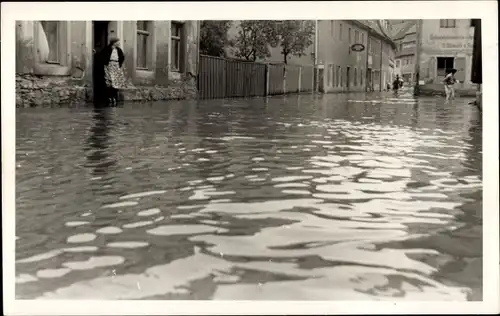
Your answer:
272,20 -> 315,64
200,20 -> 232,57
233,20 -> 277,61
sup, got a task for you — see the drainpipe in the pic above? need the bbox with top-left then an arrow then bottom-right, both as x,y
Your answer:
314,19 -> 319,93
414,19 -> 423,96
379,38 -> 383,91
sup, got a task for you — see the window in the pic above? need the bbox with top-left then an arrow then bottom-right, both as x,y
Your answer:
136,21 -> 150,69
332,65 -> 336,87
348,27 -> 352,44
355,30 -> 359,43
361,33 -> 364,44
171,22 -> 183,72
340,67 -> 344,87
339,23 -> 343,41
396,59 -> 401,67
437,57 -> 454,76
337,66 -> 341,87
440,19 -> 456,28
40,21 -> 60,63
354,68 -> 357,86
327,64 -> 332,86
360,69 -> 363,85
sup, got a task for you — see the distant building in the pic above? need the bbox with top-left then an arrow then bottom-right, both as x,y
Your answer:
392,21 -> 417,84
358,20 -> 397,92
317,20 -> 369,93
418,19 -> 476,92
224,20 -> 396,94
16,21 -> 200,107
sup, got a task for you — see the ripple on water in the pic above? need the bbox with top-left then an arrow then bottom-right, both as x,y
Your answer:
119,190 -> 166,200
272,175 -> 313,182
96,227 -> 123,234
65,221 -> 90,227
147,224 -> 228,236
36,268 -> 71,279
66,233 -> 97,243
16,274 -> 38,284
137,208 -> 161,217
17,250 -> 63,264
107,242 -> 149,249
63,246 -> 99,253
101,201 -> 138,209
62,256 -> 125,270
123,221 -> 154,229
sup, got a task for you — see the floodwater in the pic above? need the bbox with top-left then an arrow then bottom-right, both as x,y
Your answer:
15,91 -> 482,300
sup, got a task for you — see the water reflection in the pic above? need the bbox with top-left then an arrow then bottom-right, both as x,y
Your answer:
84,108 -> 116,177
16,93 -> 482,300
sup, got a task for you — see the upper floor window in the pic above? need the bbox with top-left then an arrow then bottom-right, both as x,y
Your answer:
136,21 -> 151,69
348,27 -> 352,44
40,21 -> 60,64
440,19 -> 456,28
171,22 -> 183,72
361,33 -> 364,44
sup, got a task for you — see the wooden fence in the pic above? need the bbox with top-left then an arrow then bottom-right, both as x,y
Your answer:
198,55 -> 315,100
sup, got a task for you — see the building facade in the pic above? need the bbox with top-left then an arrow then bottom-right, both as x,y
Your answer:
418,19 -> 476,92
317,20 -> 369,93
393,21 -> 417,84
16,20 -> 199,107
360,20 -> 397,92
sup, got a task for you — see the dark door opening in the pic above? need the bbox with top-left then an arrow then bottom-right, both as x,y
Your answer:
93,21 -> 110,104
437,57 -> 454,77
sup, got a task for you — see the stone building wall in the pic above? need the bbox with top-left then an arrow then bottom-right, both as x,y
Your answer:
419,19 -> 475,90
16,20 -> 199,108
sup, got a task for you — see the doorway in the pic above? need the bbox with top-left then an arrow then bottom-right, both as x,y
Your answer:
437,57 -> 454,77
93,21 -> 110,104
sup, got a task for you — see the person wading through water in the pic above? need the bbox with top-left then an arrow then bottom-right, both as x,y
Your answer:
102,37 -> 126,106
443,68 -> 458,101
392,74 -> 403,94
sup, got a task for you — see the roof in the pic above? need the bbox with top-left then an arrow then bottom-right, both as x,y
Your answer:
393,20 -> 417,40
352,20 -> 397,49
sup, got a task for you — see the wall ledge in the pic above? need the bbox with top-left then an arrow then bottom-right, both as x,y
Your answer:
34,63 -> 71,76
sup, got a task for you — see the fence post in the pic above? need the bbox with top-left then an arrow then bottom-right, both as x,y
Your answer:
298,66 -> 302,93
265,64 -> 270,97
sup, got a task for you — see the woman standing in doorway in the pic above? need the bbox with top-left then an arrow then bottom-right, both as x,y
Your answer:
103,37 -> 126,105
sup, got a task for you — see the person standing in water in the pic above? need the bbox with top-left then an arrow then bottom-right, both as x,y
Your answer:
103,37 -> 126,105
443,68 -> 458,100
393,74 -> 402,93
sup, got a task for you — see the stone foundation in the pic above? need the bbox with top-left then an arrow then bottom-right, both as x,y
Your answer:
16,74 -> 89,108
16,73 -> 198,108
120,76 -> 198,102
